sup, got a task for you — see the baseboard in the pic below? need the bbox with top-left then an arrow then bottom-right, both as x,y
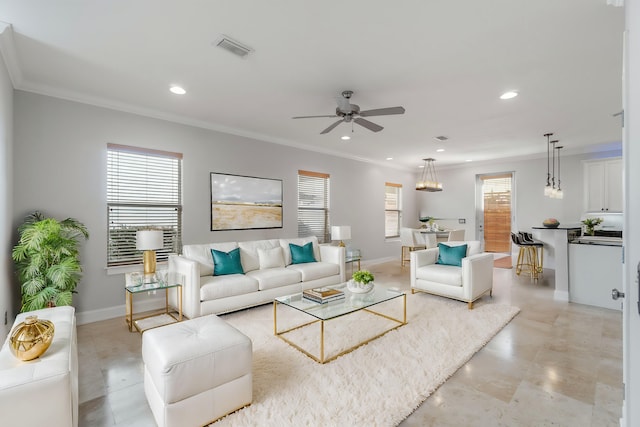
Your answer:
361,256 -> 396,267
553,290 -> 569,302
76,296 -> 165,325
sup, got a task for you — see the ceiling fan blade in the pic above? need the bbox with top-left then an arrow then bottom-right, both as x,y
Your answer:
359,106 -> 405,117
354,117 -> 383,132
292,114 -> 338,119
320,119 -> 344,134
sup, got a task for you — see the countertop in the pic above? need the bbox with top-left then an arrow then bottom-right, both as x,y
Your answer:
570,236 -> 623,247
532,224 -> 582,230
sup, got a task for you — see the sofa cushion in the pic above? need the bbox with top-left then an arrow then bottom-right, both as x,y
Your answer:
211,248 -> 244,276
183,242 -> 238,277
436,243 -> 467,267
289,242 -> 317,264
246,268 -> 301,291
416,264 -> 463,287
287,261 -> 339,281
257,247 -> 285,269
238,239 -> 281,272
279,237 -> 321,265
200,274 -> 259,301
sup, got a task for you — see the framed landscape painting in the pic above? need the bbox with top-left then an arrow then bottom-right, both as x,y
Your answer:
210,172 -> 283,231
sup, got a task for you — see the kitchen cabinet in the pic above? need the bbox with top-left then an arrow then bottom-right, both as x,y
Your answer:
568,242 -> 622,310
584,158 -> 622,212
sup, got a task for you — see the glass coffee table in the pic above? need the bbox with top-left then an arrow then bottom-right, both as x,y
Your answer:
274,284 -> 406,364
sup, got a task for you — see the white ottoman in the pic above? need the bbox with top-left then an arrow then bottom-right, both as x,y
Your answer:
142,314 -> 252,427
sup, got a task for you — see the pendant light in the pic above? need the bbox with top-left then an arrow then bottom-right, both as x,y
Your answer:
544,133 -> 553,196
553,145 -> 564,199
416,158 -> 443,192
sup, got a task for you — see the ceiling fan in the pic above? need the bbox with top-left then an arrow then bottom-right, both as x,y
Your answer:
292,90 -> 405,134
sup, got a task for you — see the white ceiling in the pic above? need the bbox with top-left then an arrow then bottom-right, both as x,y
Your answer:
0,0 -> 625,170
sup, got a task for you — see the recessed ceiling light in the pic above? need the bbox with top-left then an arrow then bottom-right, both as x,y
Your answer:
341,135 -> 351,141
436,148 -> 445,152
419,165 -> 425,168
465,159 -> 473,162
169,85 -> 186,95
386,157 -> 393,161
500,91 -> 518,100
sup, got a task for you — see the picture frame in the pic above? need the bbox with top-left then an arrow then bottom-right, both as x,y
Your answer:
210,172 -> 283,231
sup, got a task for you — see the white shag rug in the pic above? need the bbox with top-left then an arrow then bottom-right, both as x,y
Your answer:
214,292 -> 520,427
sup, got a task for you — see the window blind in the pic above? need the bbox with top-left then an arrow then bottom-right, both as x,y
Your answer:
107,144 -> 183,267
385,183 -> 402,238
297,170 -> 330,243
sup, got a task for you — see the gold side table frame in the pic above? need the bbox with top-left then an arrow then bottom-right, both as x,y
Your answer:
274,292 -> 406,364
125,272 -> 183,333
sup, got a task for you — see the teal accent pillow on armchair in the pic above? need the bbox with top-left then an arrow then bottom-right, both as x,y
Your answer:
289,242 -> 317,264
436,243 -> 468,267
211,248 -> 244,276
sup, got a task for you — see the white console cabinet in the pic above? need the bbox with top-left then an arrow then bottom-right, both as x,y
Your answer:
584,158 -> 623,213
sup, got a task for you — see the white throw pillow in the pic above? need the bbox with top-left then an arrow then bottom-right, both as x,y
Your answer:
257,247 -> 285,269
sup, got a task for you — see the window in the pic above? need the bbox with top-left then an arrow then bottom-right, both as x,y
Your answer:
385,182 -> 402,238
107,144 -> 183,267
297,170 -> 330,243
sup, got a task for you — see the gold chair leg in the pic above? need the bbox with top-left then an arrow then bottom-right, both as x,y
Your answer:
468,301 -> 474,310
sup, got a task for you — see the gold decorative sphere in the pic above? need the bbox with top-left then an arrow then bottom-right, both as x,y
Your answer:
9,315 -> 55,361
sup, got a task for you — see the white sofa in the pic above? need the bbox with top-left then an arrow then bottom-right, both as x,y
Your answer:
169,236 -> 345,318
0,306 -> 78,427
410,241 -> 494,309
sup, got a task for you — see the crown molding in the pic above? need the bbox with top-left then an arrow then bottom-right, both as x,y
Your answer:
0,21 -> 23,88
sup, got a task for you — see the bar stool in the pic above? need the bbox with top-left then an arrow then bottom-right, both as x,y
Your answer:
511,233 -> 539,279
519,232 -> 544,275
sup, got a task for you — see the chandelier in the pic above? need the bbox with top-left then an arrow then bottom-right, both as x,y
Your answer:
543,133 -> 563,199
416,158 -> 443,192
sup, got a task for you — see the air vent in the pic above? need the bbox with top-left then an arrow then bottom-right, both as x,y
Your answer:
215,35 -> 253,58
433,136 -> 449,142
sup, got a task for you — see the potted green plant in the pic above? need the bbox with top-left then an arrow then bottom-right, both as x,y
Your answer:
12,211 -> 89,312
581,217 -> 603,236
349,269 -> 375,293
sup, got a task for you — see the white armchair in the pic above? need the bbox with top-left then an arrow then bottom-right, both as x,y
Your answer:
410,241 -> 493,309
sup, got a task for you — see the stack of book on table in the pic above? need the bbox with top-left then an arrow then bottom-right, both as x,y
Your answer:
303,287 -> 345,304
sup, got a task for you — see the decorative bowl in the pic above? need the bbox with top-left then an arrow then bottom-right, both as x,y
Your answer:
347,280 -> 374,294
542,218 -> 560,228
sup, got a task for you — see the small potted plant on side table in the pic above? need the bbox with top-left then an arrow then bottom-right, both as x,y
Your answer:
348,270 -> 375,293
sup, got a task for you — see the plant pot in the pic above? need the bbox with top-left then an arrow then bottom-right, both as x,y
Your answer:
347,280 -> 374,294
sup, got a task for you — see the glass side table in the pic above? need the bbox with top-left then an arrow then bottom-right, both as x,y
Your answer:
345,255 -> 362,274
125,271 -> 183,333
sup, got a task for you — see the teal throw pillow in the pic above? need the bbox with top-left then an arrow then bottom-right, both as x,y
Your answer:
211,247 -> 244,276
436,243 -> 468,267
289,242 -> 317,264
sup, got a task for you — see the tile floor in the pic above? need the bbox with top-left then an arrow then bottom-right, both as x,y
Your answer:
78,261 -> 622,426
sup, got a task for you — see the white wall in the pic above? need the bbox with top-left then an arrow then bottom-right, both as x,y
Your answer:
0,50 -> 14,338
12,91 -> 417,320
415,150 -> 622,240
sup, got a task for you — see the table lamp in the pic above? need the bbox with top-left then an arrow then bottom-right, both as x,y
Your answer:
331,226 -> 351,247
136,229 -> 163,274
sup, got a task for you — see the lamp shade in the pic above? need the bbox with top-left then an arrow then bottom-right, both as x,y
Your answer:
136,229 -> 163,251
331,226 -> 351,241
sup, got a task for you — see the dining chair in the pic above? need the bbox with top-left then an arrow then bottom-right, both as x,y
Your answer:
447,229 -> 465,241
400,228 -> 426,266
